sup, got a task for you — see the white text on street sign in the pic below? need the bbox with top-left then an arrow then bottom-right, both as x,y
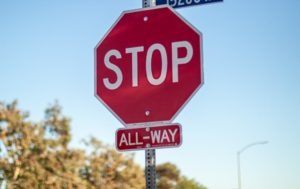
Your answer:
156,0 -> 223,9
116,124 -> 182,151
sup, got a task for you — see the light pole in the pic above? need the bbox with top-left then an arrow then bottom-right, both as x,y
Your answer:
237,141 -> 268,189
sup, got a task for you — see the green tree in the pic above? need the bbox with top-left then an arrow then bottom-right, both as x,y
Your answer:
80,137 -> 145,189
157,162 -> 180,189
0,101 -> 87,188
176,177 -> 207,189
0,101 -> 145,189
157,163 -> 206,189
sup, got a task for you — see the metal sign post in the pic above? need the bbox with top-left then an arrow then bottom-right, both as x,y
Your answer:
142,2 -> 157,188
145,149 -> 156,189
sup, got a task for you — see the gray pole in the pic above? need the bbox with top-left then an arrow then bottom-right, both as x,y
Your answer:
142,2 -> 157,188
145,149 -> 156,189
237,151 -> 241,189
237,141 -> 268,189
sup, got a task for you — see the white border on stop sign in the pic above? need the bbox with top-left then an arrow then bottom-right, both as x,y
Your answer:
94,5 -> 204,127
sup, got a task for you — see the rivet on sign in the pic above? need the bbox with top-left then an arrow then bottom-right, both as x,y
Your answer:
144,16 -> 148,22
146,127 -> 150,132
145,110 -> 150,116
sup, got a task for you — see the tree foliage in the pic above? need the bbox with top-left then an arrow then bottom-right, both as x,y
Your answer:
0,101 -> 206,189
157,163 -> 207,189
0,101 -> 144,189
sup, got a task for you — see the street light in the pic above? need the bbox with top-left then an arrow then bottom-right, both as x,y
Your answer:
237,141 -> 268,189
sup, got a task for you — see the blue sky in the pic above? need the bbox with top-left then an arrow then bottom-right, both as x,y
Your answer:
1,1 -> 300,189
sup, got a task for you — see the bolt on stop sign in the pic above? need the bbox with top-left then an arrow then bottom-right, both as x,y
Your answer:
95,6 -> 203,126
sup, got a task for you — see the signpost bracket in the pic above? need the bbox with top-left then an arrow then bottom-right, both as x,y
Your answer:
143,0 -> 156,8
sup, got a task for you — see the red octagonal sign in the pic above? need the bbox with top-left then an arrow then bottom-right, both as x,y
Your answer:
95,6 -> 203,126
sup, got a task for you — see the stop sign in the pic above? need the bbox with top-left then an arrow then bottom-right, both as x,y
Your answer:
95,6 -> 203,126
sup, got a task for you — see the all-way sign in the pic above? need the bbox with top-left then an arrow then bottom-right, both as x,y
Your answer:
116,124 -> 182,151
156,0 -> 223,9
